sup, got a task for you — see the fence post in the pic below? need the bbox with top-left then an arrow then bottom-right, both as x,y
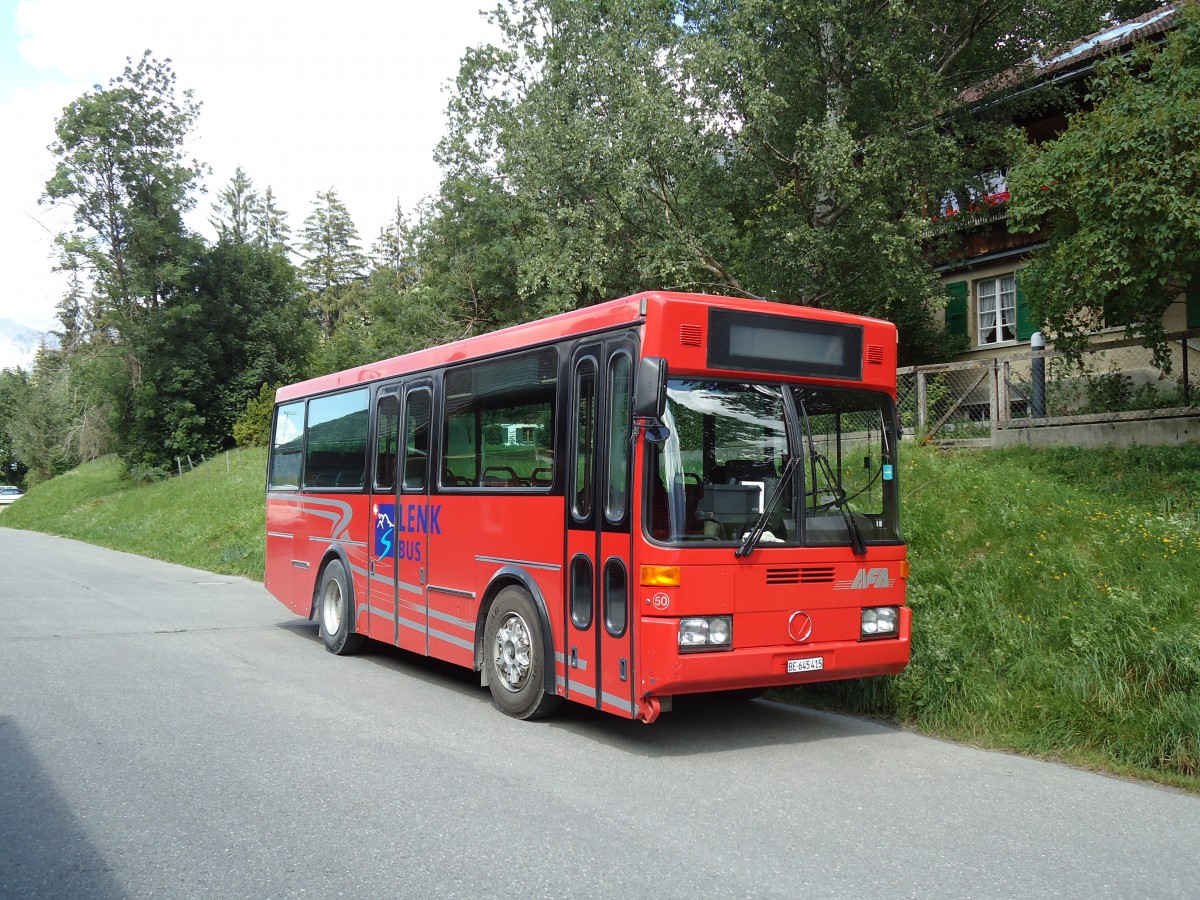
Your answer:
990,359 -> 1001,442
176,457 -> 182,477
915,369 -> 927,434
1031,332 -> 1047,418
1184,337 -> 1191,407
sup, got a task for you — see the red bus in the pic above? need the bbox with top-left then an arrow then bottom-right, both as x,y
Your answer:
265,291 -> 909,722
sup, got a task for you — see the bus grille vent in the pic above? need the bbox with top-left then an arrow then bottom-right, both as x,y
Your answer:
766,567 -> 801,584
866,344 -> 885,365
800,566 -> 836,584
767,567 -> 837,585
680,324 -> 704,347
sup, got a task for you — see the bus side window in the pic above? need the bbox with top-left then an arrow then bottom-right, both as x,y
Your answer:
303,389 -> 369,490
269,401 -> 304,489
605,353 -> 632,523
573,360 -> 597,518
374,395 -> 398,492
442,349 -> 558,490
403,388 -> 431,491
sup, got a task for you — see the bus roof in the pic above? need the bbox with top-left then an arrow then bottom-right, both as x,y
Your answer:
277,291 -> 895,403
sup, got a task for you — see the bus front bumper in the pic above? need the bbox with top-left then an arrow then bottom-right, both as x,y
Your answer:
638,607 -> 911,698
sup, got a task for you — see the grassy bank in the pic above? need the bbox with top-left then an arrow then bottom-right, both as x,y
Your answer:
787,442 -> 1200,791
4,442 -> 1198,790
0,449 -> 267,579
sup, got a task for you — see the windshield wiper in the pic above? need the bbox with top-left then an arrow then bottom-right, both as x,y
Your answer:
735,455 -> 801,558
794,393 -> 867,557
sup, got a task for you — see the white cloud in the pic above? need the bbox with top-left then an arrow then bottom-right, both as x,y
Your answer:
1,0 -> 499,329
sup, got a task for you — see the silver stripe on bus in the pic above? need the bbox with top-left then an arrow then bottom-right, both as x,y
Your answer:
267,531 -> 293,539
475,555 -> 562,571
311,535 -> 368,548
291,560 -> 310,569
602,692 -> 633,713
367,569 -> 423,596
400,616 -> 426,637
268,494 -> 354,541
429,627 -> 474,651
358,596 -> 474,638
557,677 -> 596,700
428,584 -> 476,599
364,603 -> 395,622
427,606 -> 474,632
354,604 -> 434,645
554,651 -> 588,672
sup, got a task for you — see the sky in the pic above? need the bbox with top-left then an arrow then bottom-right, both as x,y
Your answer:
0,0 -> 500,331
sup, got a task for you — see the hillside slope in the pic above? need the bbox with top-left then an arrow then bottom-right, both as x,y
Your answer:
0,450 -> 267,579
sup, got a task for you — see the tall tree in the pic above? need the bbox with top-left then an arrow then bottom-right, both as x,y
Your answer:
1007,4 -> 1200,369
430,0 -> 1143,363
119,239 -> 315,465
210,166 -> 260,244
299,188 -> 367,338
43,50 -> 206,330
316,203 -> 436,374
0,370 -> 31,485
41,51 -> 209,468
254,185 -> 292,254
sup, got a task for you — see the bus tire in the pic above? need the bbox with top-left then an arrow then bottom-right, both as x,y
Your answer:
483,586 -> 561,720
318,559 -> 364,656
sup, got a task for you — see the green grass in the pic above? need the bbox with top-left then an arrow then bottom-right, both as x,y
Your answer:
4,441 -> 1199,790
784,441 -> 1200,792
0,449 -> 267,579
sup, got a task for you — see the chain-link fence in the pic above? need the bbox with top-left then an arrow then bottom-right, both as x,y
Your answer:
900,330 -> 1200,445
898,360 -> 996,444
1002,336 -> 1199,424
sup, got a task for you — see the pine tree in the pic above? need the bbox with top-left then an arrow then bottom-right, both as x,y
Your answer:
300,188 -> 366,338
210,166 -> 260,244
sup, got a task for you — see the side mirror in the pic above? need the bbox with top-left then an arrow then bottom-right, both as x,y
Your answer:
634,356 -> 668,420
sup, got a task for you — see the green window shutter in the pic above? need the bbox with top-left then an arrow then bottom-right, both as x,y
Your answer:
1015,275 -> 1036,341
944,280 -> 968,338
1187,276 -> 1200,329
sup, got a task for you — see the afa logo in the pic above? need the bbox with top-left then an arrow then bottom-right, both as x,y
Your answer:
834,567 -> 892,590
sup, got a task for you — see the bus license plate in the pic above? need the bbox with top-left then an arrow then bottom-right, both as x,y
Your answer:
788,657 -> 824,674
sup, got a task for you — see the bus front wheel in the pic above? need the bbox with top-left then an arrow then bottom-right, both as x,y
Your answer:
483,587 -> 561,720
318,559 -> 364,656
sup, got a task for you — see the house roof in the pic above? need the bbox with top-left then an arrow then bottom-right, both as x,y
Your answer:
958,3 -> 1182,103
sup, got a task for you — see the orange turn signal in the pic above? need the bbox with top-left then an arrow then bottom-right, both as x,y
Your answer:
640,565 -> 681,587
899,561 -> 911,579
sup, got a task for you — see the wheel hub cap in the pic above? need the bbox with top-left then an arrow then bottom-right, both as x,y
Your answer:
494,613 -> 532,691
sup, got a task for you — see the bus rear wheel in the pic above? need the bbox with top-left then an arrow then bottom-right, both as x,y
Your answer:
483,587 -> 561,720
318,559 -> 364,656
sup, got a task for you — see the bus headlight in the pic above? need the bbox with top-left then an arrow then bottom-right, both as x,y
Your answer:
679,616 -> 733,651
861,606 -> 899,639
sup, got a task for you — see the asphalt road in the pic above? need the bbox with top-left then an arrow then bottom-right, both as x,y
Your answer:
2,526 -> 1198,899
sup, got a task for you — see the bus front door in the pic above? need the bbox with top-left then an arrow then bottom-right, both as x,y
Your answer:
565,339 -> 636,717
368,387 -> 403,644
395,383 -> 433,655
368,383 -> 433,653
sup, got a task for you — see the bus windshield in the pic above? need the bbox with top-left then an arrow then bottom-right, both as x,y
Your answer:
647,380 -> 899,549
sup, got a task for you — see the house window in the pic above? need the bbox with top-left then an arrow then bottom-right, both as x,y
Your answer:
977,275 -> 1017,345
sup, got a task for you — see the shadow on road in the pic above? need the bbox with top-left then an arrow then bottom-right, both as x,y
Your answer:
0,717 -> 129,900
545,693 -> 898,758
275,619 -> 896,758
